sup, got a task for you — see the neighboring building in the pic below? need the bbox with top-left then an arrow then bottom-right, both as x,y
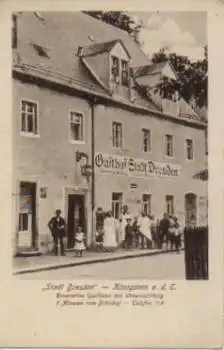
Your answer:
12,12 -> 208,254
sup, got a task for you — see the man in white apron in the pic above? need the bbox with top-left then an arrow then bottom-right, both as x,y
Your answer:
137,212 -> 152,249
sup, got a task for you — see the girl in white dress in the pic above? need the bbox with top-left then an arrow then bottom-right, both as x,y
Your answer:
74,226 -> 86,257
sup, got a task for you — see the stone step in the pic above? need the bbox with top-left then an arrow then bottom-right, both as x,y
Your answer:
15,251 -> 43,258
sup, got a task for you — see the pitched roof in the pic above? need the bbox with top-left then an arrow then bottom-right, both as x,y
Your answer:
14,12 -> 149,94
135,73 -> 161,88
13,12 -> 202,123
133,61 -> 198,118
134,62 -> 167,77
78,40 -> 118,57
78,39 -> 131,58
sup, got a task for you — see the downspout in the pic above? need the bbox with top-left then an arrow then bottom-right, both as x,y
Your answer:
89,97 -> 96,246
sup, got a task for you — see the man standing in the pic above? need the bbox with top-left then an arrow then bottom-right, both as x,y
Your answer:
119,205 -> 131,248
48,209 -> 66,256
124,217 -> 133,249
159,213 -> 170,249
150,215 -> 158,249
137,212 -> 152,249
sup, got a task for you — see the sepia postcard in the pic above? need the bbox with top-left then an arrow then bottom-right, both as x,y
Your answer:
0,0 -> 223,348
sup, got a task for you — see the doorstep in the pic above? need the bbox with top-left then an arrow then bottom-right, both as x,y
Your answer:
13,248 -> 181,275
15,251 -> 43,258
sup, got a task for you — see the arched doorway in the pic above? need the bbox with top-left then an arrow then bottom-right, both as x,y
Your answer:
185,193 -> 197,226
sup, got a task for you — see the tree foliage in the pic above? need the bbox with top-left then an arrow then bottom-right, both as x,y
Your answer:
84,11 -> 143,44
152,47 -> 208,109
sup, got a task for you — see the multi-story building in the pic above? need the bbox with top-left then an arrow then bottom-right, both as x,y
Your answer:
12,12 -> 207,254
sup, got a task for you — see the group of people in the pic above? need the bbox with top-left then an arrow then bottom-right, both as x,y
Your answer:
48,209 -> 86,257
96,206 -> 182,253
48,206 -> 183,257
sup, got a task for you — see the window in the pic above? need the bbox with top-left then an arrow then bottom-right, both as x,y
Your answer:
165,134 -> 173,157
70,111 -> 84,142
166,195 -> 174,216
19,213 -> 29,231
31,43 -> 49,58
21,100 -> 38,134
121,60 -> 129,86
142,129 -> 151,152
142,194 -> 151,216
111,56 -> 130,87
112,192 -> 123,219
112,122 -> 122,148
111,56 -> 119,79
186,139 -> 194,160
19,182 -> 34,233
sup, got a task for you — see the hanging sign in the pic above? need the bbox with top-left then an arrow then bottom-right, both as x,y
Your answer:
95,153 -> 181,179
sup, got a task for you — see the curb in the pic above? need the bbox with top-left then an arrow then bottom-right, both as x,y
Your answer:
13,248 -> 183,275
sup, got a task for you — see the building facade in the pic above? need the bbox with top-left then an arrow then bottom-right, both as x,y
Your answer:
94,103 -> 207,227
12,12 -> 207,254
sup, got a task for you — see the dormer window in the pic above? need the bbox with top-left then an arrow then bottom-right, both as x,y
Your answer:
111,56 -> 119,80
111,56 -> 130,86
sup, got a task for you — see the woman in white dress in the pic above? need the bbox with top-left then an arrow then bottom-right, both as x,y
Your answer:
103,211 -> 118,251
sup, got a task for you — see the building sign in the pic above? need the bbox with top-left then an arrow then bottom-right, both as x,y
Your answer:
129,183 -> 138,192
95,153 -> 181,179
40,187 -> 47,198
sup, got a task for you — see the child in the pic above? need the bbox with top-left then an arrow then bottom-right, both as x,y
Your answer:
74,226 -> 86,257
95,230 -> 104,251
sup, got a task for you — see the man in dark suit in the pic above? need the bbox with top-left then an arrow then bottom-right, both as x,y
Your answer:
159,213 -> 170,249
48,209 -> 66,256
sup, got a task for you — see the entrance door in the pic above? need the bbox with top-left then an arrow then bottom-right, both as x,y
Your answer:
18,182 -> 37,250
67,194 -> 85,248
185,193 -> 197,226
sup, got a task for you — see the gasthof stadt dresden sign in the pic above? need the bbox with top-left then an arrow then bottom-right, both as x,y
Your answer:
95,153 -> 181,179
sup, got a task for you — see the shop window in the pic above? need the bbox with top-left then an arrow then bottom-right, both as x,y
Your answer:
121,60 -> 129,86
21,100 -> 38,135
166,195 -> 174,216
111,56 -> 120,80
70,111 -> 84,142
186,139 -> 194,160
112,192 -> 123,219
112,122 -> 122,148
142,129 -> 151,152
165,134 -> 174,157
142,194 -> 151,216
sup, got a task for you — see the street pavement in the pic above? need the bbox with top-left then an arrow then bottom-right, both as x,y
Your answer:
17,251 -> 185,280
